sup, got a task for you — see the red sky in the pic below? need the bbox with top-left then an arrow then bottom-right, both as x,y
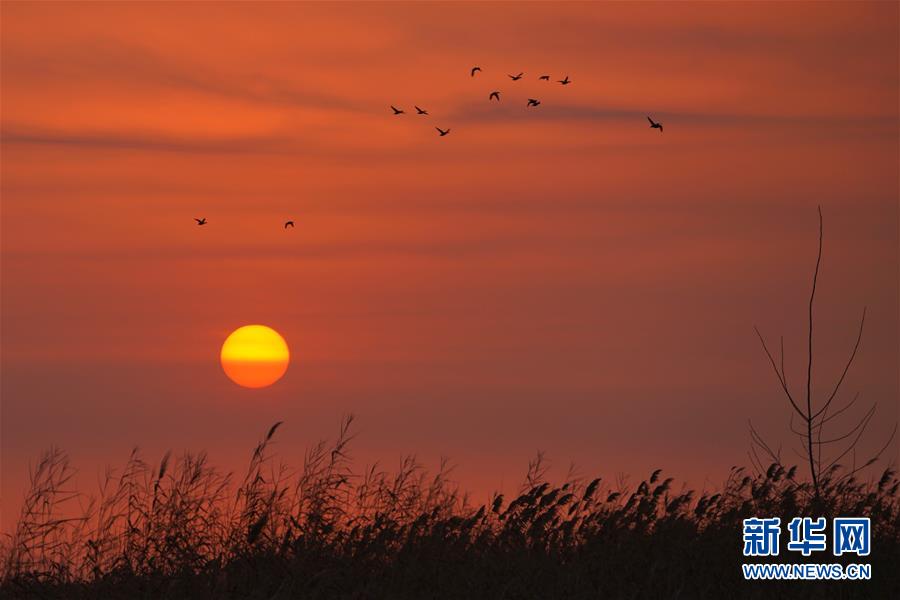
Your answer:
2,2 -> 897,529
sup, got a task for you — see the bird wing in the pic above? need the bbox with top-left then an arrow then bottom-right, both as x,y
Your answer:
647,116 -> 655,125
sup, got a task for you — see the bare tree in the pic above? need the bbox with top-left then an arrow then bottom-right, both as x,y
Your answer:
750,206 -> 896,498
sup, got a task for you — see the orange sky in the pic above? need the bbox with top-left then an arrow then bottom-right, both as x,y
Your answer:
2,1 -> 898,528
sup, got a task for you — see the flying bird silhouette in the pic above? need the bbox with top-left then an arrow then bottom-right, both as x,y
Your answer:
558,75 -> 571,85
508,72 -> 524,81
391,105 -> 405,115
470,66 -> 482,77
489,91 -> 500,101
647,116 -> 663,132
435,127 -> 450,137
194,218 -> 207,226
415,106 -> 429,115
538,75 -> 550,81
526,98 -> 541,107
284,220 -> 295,229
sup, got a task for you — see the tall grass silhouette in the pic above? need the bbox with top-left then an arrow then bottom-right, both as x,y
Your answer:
2,416 -> 898,598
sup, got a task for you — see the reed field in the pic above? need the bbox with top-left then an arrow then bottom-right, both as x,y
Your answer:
2,417 -> 898,599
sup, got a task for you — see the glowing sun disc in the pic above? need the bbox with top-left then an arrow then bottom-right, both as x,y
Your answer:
220,325 -> 290,388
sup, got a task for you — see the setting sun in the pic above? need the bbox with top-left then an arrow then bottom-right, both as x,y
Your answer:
220,325 -> 290,388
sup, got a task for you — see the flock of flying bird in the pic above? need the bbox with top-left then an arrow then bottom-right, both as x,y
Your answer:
194,66 -> 664,226
389,66 -> 579,138
388,65 -> 664,138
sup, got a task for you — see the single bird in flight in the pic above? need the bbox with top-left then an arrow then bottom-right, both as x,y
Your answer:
647,116 -> 663,132
558,75 -> 571,85
391,105 -> 404,115
526,98 -> 541,107
538,75 -> 550,81
435,127 -> 450,137
284,220 -> 295,229
415,106 -> 429,115
489,91 -> 501,101
508,72 -> 524,81
470,66 -> 482,77
194,217 -> 207,226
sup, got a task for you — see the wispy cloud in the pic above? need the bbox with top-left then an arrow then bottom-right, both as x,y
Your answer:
1,127 -> 295,154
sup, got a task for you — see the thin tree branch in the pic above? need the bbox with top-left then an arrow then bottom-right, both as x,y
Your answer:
834,424 -> 898,484
780,336 -> 788,388
822,407 -> 876,473
818,392 -> 860,427
748,420 -> 782,467
789,412 -> 807,438
815,404 -> 876,445
804,205 -> 824,495
811,307 -> 866,420
754,327 -> 806,419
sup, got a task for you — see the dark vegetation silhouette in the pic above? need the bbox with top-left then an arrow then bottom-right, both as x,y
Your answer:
1,417 -> 898,599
